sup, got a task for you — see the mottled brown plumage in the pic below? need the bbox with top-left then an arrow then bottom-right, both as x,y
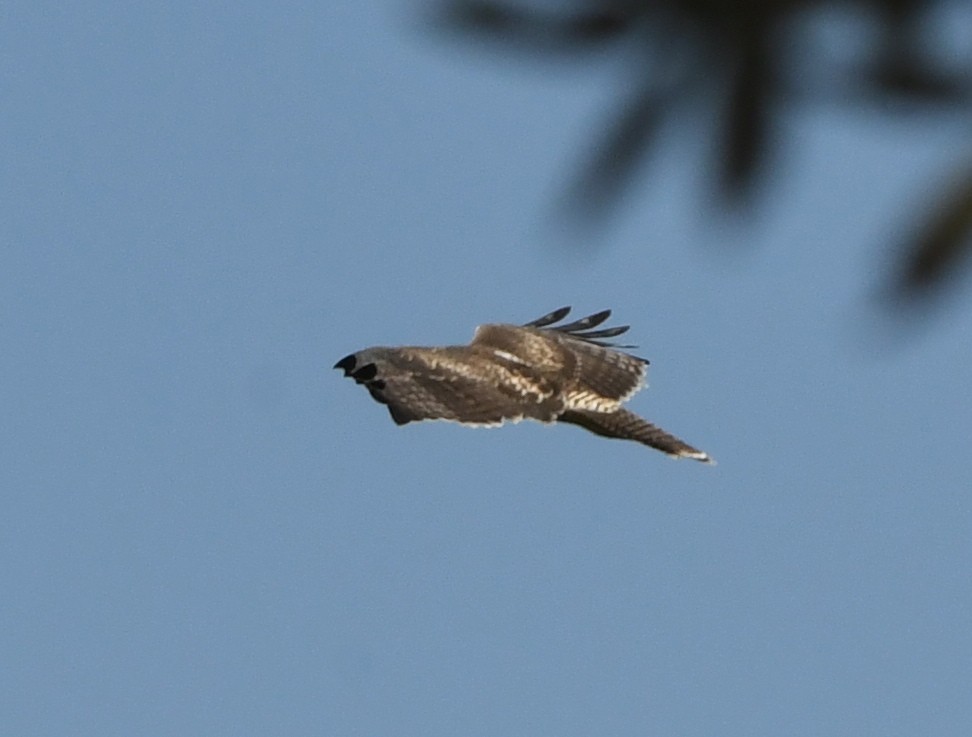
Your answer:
334,307 -> 712,462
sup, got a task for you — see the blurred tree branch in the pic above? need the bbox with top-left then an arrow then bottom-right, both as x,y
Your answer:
429,0 -> 972,312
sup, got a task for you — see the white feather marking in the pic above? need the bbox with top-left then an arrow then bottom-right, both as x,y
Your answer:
565,390 -> 622,412
492,348 -> 528,366
413,414 -> 526,428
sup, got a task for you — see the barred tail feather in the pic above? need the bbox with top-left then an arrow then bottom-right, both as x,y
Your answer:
559,408 -> 713,463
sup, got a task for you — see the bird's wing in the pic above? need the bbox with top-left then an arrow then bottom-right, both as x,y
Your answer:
557,337 -> 649,410
335,346 -> 562,426
471,323 -> 569,374
558,408 -> 712,462
477,312 -> 648,409
522,308 -> 649,408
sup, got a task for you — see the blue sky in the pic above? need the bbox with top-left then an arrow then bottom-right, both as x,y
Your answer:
3,3 -> 971,736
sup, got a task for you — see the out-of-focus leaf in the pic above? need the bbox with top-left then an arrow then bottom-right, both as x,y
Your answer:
718,24 -> 773,204
561,82 -> 667,220
433,0 -> 633,54
892,166 -> 972,302
429,0 -> 972,314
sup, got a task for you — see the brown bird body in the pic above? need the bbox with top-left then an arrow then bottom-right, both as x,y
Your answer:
334,307 -> 712,462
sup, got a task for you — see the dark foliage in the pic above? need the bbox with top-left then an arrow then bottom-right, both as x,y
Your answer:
431,0 -> 972,311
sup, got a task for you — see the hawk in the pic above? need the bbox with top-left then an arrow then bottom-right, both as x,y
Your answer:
334,307 -> 712,462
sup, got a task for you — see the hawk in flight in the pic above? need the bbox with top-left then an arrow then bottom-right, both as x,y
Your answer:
334,307 -> 712,462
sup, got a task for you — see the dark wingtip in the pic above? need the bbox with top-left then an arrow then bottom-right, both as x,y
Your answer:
351,363 -> 378,383
334,354 -> 357,374
388,404 -> 415,425
586,308 -> 612,325
577,324 -> 629,339
524,306 -> 572,328
556,309 -> 612,332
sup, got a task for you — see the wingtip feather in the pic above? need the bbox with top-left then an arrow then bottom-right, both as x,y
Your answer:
524,306 -> 572,328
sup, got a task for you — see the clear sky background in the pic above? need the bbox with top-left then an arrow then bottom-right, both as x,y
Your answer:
3,3 -> 971,736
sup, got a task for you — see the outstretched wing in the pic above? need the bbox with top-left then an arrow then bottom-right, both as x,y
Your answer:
519,307 -> 649,410
334,346 -> 563,426
558,408 -> 712,462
